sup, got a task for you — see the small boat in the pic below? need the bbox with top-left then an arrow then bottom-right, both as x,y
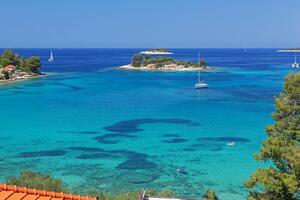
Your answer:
195,53 -> 208,89
292,53 -> 299,68
48,50 -> 54,62
195,82 -> 209,89
227,142 -> 235,146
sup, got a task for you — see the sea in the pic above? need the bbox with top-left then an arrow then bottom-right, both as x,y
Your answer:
0,48 -> 297,199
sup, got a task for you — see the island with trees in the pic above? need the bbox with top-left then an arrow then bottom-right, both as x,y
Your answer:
139,48 -> 174,55
119,53 -> 213,72
0,50 -> 43,83
277,48 -> 300,52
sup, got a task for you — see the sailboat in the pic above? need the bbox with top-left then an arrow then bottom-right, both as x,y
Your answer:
292,53 -> 299,68
195,53 -> 208,89
48,50 -> 54,62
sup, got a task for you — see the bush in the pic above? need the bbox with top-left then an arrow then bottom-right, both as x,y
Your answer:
0,58 -> 11,67
199,59 -> 207,67
7,170 -> 68,192
202,189 -> 218,200
159,189 -> 174,198
131,54 -> 143,67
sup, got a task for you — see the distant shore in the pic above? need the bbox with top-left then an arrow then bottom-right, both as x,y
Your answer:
0,50 -> 44,86
119,64 -> 214,72
139,51 -> 174,55
277,49 -> 300,52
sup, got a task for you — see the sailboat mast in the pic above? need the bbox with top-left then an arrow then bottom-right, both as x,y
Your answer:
198,53 -> 200,83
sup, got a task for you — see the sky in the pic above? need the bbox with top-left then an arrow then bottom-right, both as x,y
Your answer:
0,0 -> 299,48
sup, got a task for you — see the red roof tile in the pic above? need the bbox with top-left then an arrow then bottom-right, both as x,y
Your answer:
0,184 -> 97,200
1,65 -> 16,71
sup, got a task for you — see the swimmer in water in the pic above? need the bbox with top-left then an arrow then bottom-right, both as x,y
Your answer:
176,168 -> 188,175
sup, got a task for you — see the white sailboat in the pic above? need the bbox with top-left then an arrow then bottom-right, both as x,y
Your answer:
292,53 -> 299,68
48,50 -> 54,62
195,53 -> 208,89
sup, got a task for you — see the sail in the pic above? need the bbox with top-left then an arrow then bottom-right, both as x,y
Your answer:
48,51 -> 54,62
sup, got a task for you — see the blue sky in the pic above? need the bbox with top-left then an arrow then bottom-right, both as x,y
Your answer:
0,0 -> 299,48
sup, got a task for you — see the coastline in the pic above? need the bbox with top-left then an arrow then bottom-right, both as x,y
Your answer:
0,73 -> 46,86
277,50 -> 300,52
139,51 -> 174,55
118,64 -> 214,72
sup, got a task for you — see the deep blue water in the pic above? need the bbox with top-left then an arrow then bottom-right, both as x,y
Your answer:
0,48 -> 297,199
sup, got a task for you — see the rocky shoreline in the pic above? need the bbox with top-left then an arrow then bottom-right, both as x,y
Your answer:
139,50 -> 174,55
119,64 -> 214,72
0,70 -> 44,84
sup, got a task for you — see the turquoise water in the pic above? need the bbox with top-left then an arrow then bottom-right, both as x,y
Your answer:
0,49 -> 296,199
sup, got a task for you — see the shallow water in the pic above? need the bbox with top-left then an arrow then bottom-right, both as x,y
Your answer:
0,48 -> 297,199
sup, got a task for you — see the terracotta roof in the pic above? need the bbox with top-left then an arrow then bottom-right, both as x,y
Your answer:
0,184 -> 97,200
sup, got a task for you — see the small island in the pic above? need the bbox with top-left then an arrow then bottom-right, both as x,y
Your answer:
119,53 -> 213,72
139,48 -> 174,55
0,50 -> 43,83
277,48 -> 300,52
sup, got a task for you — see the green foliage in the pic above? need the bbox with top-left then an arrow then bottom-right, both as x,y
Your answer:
149,48 -> 169,52
86,189 -> 174,200
131,54 -> 197,69
199,59 -> 207,68
146,56 -> 175,68
0,58 -> 11,67
0,50 -> 20,66
202,189 -> 218,200
20,56 -> 42,73
159,189 -> 173,198
86,190 -> 139,200
244,72 -> 300,200
145,189 -> 157,196
131,54 -> 143,67
1,71 -> 10,80
0,50 -> 41,74
7,170 -> 68,192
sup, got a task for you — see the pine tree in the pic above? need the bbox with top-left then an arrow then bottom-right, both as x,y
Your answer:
244,72 -> 300,200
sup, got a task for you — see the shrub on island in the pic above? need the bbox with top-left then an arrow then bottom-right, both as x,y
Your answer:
202,189 -> 219,200
149,48 -> 169,52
